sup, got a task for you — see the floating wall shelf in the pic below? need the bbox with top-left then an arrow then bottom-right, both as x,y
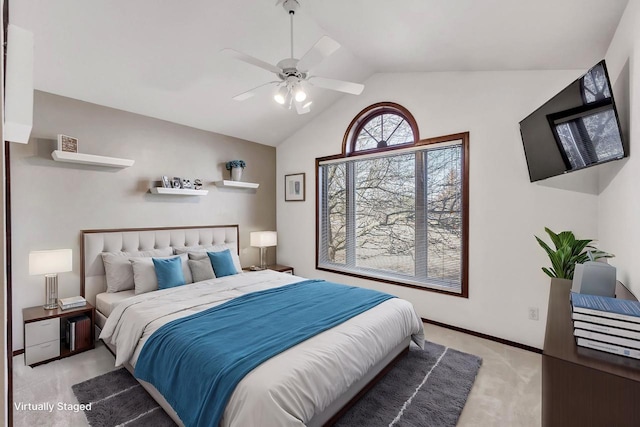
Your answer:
214,180 -> 259,189
149,188 -> 209,196
51,151 -> 135,168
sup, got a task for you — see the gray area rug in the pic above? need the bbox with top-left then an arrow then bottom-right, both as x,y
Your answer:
72,341 -> 481,427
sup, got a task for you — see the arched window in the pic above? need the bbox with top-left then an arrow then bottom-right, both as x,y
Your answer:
343,103 -> 419,154
317,102 -> 469,297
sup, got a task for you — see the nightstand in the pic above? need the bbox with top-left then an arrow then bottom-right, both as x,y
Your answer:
23,303 -> 95,367
267,264 -> 294,274
244,264 -> 294,275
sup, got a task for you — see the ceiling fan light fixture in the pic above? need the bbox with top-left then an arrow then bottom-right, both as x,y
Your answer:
274,86 -> 288,105
294,85 -> 307,102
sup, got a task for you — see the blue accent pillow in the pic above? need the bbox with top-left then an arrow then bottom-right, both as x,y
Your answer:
207,249 -> 237,278
153,256 -> 186,290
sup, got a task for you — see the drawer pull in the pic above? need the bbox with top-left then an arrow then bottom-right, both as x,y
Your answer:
40,343 -> 52,348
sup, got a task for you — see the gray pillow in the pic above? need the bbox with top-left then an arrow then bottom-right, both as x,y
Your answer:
188,258 -> 216,283
102,248 -> 173,293
180,245 -> 242,273
130,254 -> 193,295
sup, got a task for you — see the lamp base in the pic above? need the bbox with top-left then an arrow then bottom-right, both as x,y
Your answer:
43,274 -> 58,310
259,247 -> 268,270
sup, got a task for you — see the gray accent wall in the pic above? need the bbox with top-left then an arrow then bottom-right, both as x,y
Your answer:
10,91 -> 276,350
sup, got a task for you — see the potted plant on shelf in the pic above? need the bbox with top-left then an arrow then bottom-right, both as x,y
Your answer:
225,160 -> 246,181
535,227 -> 613,280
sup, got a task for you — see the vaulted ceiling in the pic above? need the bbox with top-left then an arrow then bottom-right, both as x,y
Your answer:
12,0 -> 629,146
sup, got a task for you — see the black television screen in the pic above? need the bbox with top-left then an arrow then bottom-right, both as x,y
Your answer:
520,60 -> 627,182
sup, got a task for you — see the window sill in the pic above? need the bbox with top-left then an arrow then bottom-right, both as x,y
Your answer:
316,265 -> 466,298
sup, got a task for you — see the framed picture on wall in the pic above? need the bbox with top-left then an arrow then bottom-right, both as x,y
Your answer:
57,134 -> 78,153
285,173 -> 305,202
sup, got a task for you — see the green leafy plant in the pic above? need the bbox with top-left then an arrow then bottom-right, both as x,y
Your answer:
225,160 -> 246,170
535,227 -> 613,279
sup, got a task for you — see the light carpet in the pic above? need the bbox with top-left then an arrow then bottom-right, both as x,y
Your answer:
72,341 -> 481,426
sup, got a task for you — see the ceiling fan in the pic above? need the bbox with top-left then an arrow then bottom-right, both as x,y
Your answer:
221,0 -> 364,115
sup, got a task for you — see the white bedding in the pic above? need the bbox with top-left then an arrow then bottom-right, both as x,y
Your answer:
95,290 -> 135,317
100,270 -> 424,427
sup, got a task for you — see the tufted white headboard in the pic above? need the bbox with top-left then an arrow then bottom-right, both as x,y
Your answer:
81,225 -> 240,306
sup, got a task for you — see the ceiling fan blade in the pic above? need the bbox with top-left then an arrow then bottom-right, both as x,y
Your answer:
232,81 -> 280,101
297,36 -> 341,72
308,76 -> 364,95
295,101 -> 312,115
220,48 -> 282,75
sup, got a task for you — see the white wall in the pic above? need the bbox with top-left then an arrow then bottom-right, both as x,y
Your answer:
600,0 -> 640,295
11,91 -> 277,350
277,70 -> 600,349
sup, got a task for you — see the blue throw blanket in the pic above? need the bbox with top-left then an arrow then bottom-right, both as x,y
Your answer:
134,280 -> 395,427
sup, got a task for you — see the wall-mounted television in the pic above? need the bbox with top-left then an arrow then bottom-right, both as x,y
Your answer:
520,60 -> 627,182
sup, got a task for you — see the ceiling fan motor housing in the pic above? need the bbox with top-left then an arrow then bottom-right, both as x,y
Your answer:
276,58 -> 307,82
282,0 -> 300,14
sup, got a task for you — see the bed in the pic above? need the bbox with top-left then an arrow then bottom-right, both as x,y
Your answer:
82,225 -> 424,427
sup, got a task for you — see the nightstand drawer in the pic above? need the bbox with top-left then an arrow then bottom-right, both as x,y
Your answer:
25,339 -> 60,365
25,318 -> 60,347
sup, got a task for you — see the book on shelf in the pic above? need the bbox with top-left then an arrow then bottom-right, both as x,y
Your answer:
577,337 -> 640,360
64,315 -> 91,352
574,321 -> 640,341
574,329 -> 640,350
70,321 -> 76,351
570,292 -> 640,324
59,296 -> 86,310
572,312 -> 640,332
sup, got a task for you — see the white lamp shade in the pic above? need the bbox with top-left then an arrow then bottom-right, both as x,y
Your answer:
250,231 -> 277,248
29,249 -> 72,275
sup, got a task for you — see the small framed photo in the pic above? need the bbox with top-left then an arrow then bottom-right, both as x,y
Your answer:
285,173 -> 305,202
172,177 -> 182,189
161,176 -> 171,188
57,134 -> 78,153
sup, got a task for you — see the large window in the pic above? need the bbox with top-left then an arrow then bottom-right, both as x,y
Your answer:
317,103 -> 469,296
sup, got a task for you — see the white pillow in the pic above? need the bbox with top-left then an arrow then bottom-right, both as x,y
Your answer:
130,254 -> 193,295
102,248 -> 173,293
175,245 -> 242,273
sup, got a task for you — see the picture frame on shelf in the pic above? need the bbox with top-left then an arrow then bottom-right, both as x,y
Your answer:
181,178 -> 192,189
161,176 -> 171,188
57,134 -> 78,153
172,177 -> 182,189
285,173 -> 305,202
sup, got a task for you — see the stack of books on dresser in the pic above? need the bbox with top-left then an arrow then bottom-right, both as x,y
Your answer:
64,315 -> 91,352
58,296 -> 86,310
570,292 -> 640,359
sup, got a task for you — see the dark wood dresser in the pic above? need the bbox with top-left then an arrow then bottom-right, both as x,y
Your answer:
543,279 -> 640,426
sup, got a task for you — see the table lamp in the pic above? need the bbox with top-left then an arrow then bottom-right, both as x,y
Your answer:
29,249 -> 72,309
250,231 -> 277,270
